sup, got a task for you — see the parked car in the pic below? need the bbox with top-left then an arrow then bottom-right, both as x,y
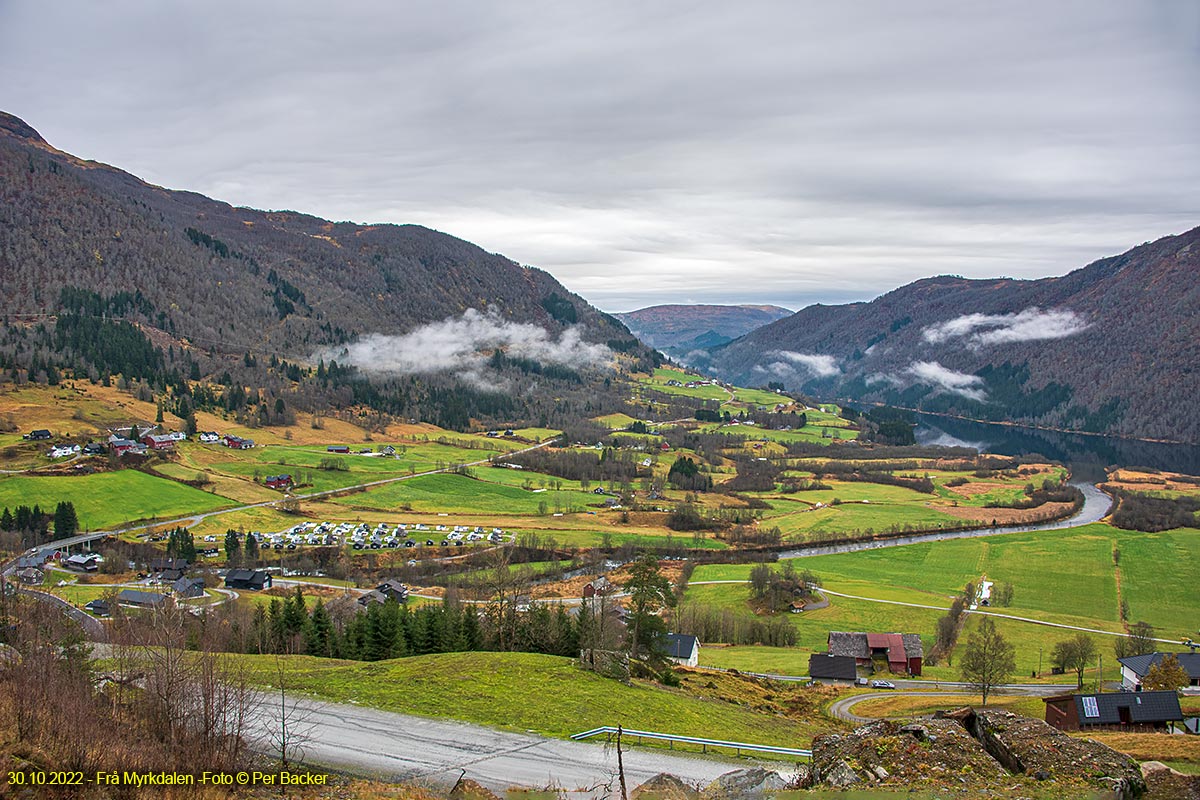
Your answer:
870,680 -> 896,689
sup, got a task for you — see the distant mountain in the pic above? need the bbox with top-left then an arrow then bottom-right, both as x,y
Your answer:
707,228 -> 1200,444
0,111 -> 654,429
615,304 -> 792,351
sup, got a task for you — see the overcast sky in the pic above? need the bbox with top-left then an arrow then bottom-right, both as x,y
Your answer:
2,1 -> 1197,312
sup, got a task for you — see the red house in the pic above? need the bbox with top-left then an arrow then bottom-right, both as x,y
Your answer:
142,433 -> 175,451
224,435 -> 255,450
265,474 -> 293,490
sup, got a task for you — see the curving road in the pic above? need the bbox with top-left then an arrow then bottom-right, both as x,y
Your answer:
245,694 -> 760,795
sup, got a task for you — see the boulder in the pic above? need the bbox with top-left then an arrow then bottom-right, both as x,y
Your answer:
631,773 -> 699,800
702,768 -> 785,799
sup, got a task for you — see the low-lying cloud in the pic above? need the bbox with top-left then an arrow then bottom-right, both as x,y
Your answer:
318,308 -> 612,386
770,351 -> 841,378
922,307 -> 1089,347
906,361 -> 987,402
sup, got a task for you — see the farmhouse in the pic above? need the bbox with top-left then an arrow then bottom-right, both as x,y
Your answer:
1043,690 -> 1183,732
15,567 -> 43,585
1118,652 -> 1200,690
84,598 -> 111,617
582,577 -> 612,598
375,579 -> 409,602
142,433 -> 176,451
117,589 -> 168,609
63,553 -> 100,572
82,442 -> 106,455
199,431 -> 221,443
25,429 -> 52,441
149,558 -> 189,575
265,474 -> 293,490
224,569 -> 271,591
357,589 -> 389,607
172,576 -> 206,599
808,653 -> 858,684
109,437 -> 142,455
166,431 -> 187,442
327,445 -> 350,453
661,633 -> 700,667
223,435 -> 255,450
827,631 -> 924,676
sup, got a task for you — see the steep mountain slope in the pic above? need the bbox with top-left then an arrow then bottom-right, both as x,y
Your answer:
0,111 -> 633,353
708,228 -> 1200,443
615,304 -> 792,350
0,111 -> 653,430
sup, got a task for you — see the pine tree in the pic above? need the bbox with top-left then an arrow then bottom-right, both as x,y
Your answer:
224,529 -> 241,565
305,601 -> 334,657
53,501 -> 79,537
244,532 -> 259,564
0,507 -> 12,531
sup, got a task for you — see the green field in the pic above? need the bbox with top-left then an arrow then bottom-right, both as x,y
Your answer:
236,651 -> 839,747
0,470 -> 235,530
331,472 -> 599,515
687,523 -> 1200,681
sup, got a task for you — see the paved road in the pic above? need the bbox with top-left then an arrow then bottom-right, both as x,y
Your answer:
826,691 -> 951,724
245,695 -> 762,796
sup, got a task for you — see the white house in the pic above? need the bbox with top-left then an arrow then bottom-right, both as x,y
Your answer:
199,431 -> 221,443
662,633 -> 700,667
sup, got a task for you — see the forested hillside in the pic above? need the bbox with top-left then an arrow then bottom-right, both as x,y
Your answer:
0,111 -> 658,430
707,227 -> 1200,443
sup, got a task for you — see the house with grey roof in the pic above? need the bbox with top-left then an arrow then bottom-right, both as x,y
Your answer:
808,653 -> 858,684
117,589 -> 168,609
661,633 -> 699,667
1118,652 -> 1200,691
1043,690 -> 1183,732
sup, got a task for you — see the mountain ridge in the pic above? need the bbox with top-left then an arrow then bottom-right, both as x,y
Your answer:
705,226 -> 1200,443
616,303 -> 792,350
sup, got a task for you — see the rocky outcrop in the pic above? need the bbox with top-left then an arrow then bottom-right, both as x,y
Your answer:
805,707 -> 1149,798
946,708 -> 1145,798
807,718 -> 1006,789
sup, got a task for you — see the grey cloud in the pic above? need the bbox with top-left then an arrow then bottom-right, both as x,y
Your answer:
906,361 -> 987,402
1,2 -> 1197,312
317,309 -> 611,385
770,351 -> 841,378
922,308 -> 1090,347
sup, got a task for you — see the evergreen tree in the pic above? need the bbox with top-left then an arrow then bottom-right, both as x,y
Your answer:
1,506 -> 14,531
224,529 -> 241,565
305,601 -> 334,657
53,501 -> 79,537
244,532 -> 259,564
623,553 -> 676,660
